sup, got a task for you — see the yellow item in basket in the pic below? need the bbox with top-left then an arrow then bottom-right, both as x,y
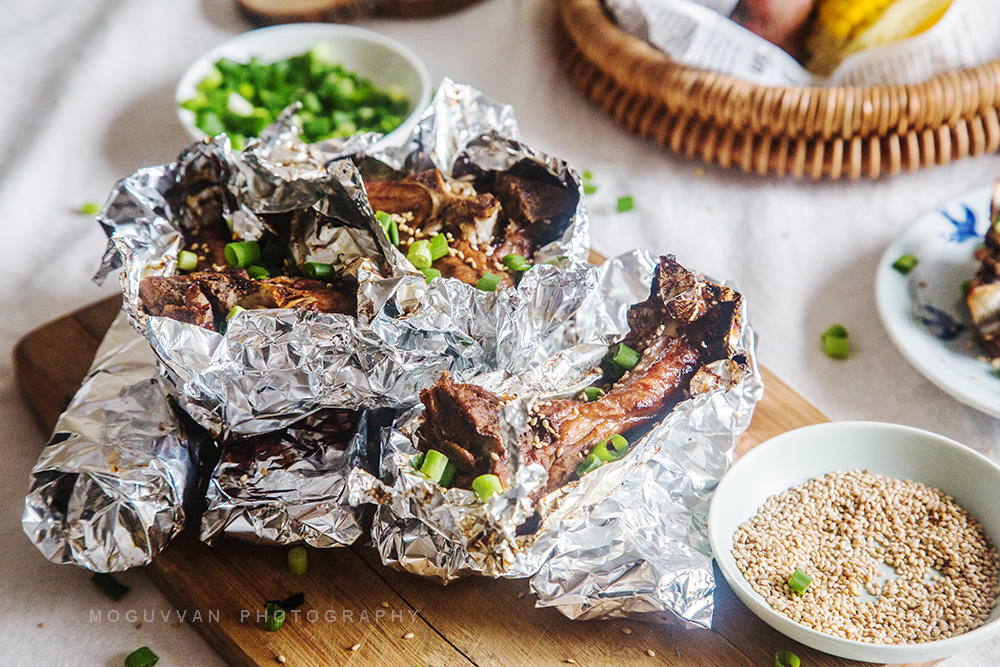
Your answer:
806,0 -> 953,75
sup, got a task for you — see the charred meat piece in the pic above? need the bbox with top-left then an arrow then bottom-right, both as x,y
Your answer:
140,270 -> 356,331
414,255 -> 740,498
364,168 -> 576,288
218,409 -> 360,473
968,181 -> 1000,357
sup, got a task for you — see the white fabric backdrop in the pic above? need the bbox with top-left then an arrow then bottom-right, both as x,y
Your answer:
1,0 -> 998,664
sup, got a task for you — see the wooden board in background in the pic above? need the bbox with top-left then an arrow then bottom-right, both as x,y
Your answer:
16,295 -> 934,667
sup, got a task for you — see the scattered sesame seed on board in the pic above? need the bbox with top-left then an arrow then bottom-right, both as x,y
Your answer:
645,649 -> 655,657
275,655 -> 286,664
621,627 -> 631,635
349,643 -> 361,652
381,601 -> 389,608
403,632 -> 415,640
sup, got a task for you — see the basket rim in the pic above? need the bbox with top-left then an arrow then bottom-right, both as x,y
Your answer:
561,0 -> 1000,140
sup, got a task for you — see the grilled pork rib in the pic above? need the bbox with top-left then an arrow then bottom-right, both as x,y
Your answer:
364,168 -> 576,288
415,255 -> 741,496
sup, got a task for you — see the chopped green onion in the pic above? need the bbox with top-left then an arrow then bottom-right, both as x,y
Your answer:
303,262 -> 333,280
375,210 -> 399,245
962,279 -> 973,296
177,250 -> 198,272
581,386 -> 604,402
575,452 -> 603,477
582,170 -> 594,180
226,306 -> 246,322
420,267 -> 441,283
609,343 -> 640,370
406,240 -> 432,269
77,201 -> 100,216
287,546 -> 307,575
787,569 -> 812,596
224,241 -> 261,268
259,239 -> 288,267
502,254 -> 531,273
439,462 -> 457,488
428,233 -> 450,261
892,254 -> 919,275
774,650 -> 800,667
91,573 -> 129,601
124,646 -> 159,667
264,602 -> 285,631
410,453 -> 424,470
592,434 -> 628,462
246,264 -> 270,279
583,183 -> 598,195
472,474 -> 503,502
419,449 -> 450,484
821,324 -> 849,359
821,324 -> 848,340
475,272 -> 501,292
992,367 -> 1000,380
616,195 -> 634,212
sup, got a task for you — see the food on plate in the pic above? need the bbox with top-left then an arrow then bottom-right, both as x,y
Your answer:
805,0 -> 953,74
364,168 -> 578,289
414,255 -> 744,497
180,45 -> 410,149
137,177 -> 356,331
732,469 -> 1000,644
966,182 -> 1000,357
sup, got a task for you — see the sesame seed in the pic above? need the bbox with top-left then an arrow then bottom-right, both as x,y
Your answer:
403,632 -> 414,640
516,591 -> 525,599
350,643 -> 360,652
381,601 -> 389,608
490,452 -> 500,461
622,627 -> 631,635
276,656 -> 286,664
646,649 -> 655,657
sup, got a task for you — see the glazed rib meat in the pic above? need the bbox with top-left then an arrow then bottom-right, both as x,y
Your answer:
140,270 -> 356,331
415,255 -> 739,497
364,168 -> 577,288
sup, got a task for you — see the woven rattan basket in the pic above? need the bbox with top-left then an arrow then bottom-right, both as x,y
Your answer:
558,0 -> 1000,179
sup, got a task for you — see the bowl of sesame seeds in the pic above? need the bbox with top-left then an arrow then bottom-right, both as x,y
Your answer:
708,421 -> 1000,663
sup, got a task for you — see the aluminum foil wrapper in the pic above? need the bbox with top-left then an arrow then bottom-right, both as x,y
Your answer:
349,250 -> 763,627
95,80 -> 591,435
22,312 -> 211,572
200,409 -> 367,547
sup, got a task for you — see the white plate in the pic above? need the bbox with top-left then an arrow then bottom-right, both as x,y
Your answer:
875,185 -> 1000,417
175,23 -> 431,148
709,421 -> 1000,663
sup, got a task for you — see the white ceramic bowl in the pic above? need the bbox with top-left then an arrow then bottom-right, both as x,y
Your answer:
709,421 -> 1000,663
175,23 -> 431,148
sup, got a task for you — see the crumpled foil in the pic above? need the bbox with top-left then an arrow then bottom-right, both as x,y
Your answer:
200,409 -> 367,547
21,311 -> 211,572
94,79 -> 591,435
349,249 -> 763,627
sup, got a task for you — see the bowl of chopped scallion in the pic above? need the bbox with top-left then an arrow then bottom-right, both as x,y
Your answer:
175,23 -> 431,150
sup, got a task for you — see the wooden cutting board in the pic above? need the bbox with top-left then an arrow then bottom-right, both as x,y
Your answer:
14,292 -> 935,667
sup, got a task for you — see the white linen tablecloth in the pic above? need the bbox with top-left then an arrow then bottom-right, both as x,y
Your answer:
1,0 -> 998,664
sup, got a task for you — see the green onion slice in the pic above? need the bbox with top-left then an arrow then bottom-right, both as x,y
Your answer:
302,262 -> 333,280
407,240 -> 432,269
820,324 -> 848,341
891,254 -> 919,275
616,195 -> 634,212
428,233 -> 450,261
410,453 -> 424,470
472,474 -> 503,502
375,210 -> 400,245
124,646 -> 159,667
774,650 -> 800,667
264,602 -> 285,632
583,183 -> 598,195
787,569 -> 812,596
582,170 -> 594,180
610,343 -> 640,370
502,254 -> 531,273
439,461 -> 457,488
420,267 -> 441,283
475,272 -> 501,292
91,572 -> 129,601
224,241 -> 261,268
575,452 -> 603,477
823,336 -> 849,359
592,434 -> 628,462
287,546 -> 307,576
177,250 -> 198,272
246,264 -> 270,279
419,449 -> 450,484
78,201 -> 101,216
581,386 -> 604,402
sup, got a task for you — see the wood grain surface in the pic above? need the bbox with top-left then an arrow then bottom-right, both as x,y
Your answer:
15,294 -> 934,667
